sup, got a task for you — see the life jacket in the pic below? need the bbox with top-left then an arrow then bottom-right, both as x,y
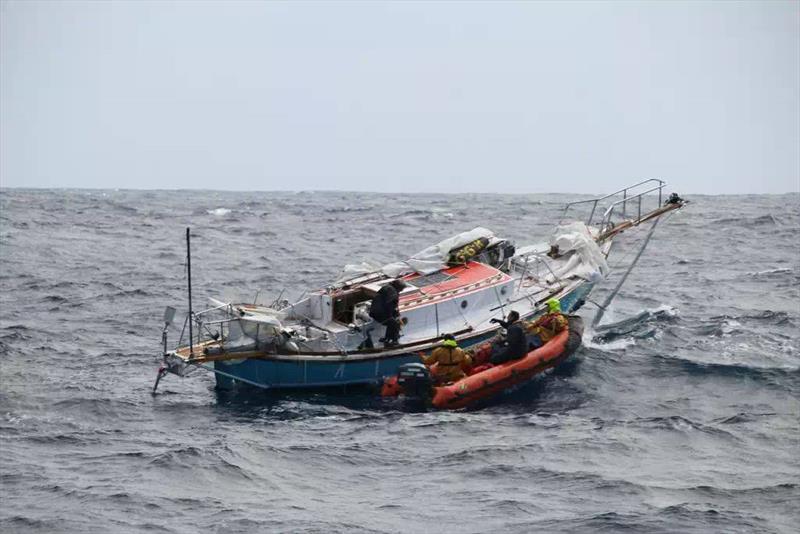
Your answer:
529,312 -> 567,342
428,344 -> 469,383
438,346 -> 461,366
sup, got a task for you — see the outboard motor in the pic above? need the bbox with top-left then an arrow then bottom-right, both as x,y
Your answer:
396,362 -> 434,400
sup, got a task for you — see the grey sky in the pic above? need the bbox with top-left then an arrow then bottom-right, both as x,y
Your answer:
1,1 -> 798,194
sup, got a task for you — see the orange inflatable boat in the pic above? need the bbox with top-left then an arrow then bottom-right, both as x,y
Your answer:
381,315 -> 584,410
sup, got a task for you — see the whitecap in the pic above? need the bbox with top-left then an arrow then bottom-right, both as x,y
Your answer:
650,304 -> 680,317
582,332 -> 637,352
746,268 -> 792,276
207,208 -> 232,216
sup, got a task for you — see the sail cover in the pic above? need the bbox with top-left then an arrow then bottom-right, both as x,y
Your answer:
336,227 -> 498,282
546,221 -> 609,281
382,227 -> 497,277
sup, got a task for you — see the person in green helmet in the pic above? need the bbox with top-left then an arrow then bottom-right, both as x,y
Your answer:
525,298 -> 568,349
422,333 -> 472,384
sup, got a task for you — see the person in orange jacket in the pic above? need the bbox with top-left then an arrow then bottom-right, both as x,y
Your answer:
526,298 -> 568,348
422,334 -> 472,384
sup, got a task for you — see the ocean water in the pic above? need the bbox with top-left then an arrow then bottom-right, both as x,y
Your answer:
1,189 -> 798,533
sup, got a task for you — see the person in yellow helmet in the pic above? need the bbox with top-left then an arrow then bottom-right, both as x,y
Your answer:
525,298 -> 569,349
422,333 -> 472,384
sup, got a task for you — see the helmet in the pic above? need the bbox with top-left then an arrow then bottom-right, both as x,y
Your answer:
441,333 -> 457,348
546,298 -> 561,312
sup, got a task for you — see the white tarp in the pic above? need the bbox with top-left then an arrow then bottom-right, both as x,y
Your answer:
382,227 -> 496,277
336,227 -> 497,282
545,221 -> 609,282
335,261 -> 384,283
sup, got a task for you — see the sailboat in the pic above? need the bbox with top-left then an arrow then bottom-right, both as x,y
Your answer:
153,179 -> 685,393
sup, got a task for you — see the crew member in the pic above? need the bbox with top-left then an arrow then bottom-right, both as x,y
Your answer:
665,192 -> 684,205
369,279 -> 406,347
422,334 -> 472,384
489,310 -> 527,364
526,298 -> 568,348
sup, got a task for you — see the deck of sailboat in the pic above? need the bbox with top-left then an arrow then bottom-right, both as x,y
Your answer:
397,262 -> 512,311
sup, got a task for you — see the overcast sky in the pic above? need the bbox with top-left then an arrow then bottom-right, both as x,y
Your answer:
1,1 -> 798,194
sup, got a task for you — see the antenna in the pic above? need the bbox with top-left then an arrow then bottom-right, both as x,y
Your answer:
187,228 -> 194,357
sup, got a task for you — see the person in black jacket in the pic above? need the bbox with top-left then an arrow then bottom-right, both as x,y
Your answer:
489,310 -> 528,364
369,279 -> 406,347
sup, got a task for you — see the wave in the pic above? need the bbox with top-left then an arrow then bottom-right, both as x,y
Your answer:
712,412 -> 778,425
147,446 -> 255,482
654,504 -> 767,531
689,320 -> 742,338
0,325 -> 34,341
207,208 -> 232,216
747,267 -> 793,277
592,305 -> 679,342
325,206 -> 374,214
707,310 -> 795,328
671,482 -> 798,497
0,516 -> 62,531
582,334 -> 637,352
51,397 -> 142,420
390,208 -> 455,220
24,433 -> 88,445
652,353 -> 800,382
148,445 -> 204,466
391,209 -> 432,218
528,504 -> 772,533
104,200 -> 139,214
466,464 -> 649,496
95,288 -> 155,300
631,415 -> 738,438
712,214 -> 781,227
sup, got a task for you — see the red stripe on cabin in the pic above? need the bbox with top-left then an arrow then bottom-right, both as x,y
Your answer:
400,261 -> 511,302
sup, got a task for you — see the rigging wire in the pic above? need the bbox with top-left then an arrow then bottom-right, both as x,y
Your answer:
592,215 -> 664,328
604,209 -> 679,275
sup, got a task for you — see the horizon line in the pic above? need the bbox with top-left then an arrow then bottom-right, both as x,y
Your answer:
1,185 -> 798,196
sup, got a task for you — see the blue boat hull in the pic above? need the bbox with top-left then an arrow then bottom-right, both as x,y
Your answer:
211,282 -> 593,390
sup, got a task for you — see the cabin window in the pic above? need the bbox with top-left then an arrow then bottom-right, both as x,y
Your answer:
411,272 -> 454,288
461,300 -> 468,309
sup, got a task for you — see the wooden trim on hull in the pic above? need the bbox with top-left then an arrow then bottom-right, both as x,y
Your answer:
179,326 -> 479,364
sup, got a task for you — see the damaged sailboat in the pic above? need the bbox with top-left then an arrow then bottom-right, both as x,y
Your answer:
153,179 -> 686,394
